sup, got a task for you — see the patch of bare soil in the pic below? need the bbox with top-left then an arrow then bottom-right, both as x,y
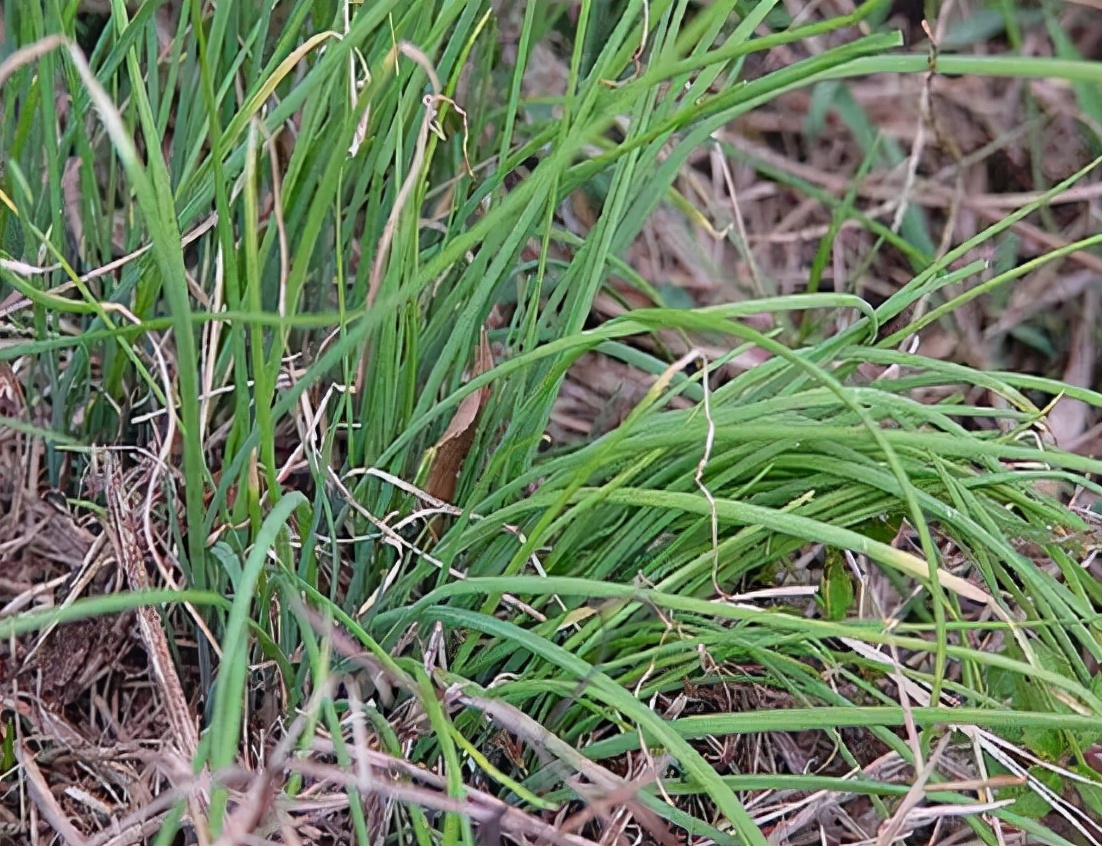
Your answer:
0,371 -> 196,843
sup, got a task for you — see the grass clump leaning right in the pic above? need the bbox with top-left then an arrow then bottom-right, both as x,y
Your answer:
2,0 -> 1102,843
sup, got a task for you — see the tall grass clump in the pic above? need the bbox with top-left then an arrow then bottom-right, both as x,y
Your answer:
2,0 -> 1102,843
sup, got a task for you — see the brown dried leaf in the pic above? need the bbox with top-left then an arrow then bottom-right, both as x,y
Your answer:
62,157 -> 84,257
100,452 -> 200,762
424,329 -> 494,505
0,361 -> 25,419
1048,286 -> 1099,452
17,742 -> 89,846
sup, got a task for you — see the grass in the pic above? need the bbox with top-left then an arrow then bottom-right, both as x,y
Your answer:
2,0 -> 1102,843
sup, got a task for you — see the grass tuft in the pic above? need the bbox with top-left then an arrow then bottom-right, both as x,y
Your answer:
2,1 -> 1102,843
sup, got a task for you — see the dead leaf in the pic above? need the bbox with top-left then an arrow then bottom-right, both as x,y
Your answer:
424,329 -> 494,506
0,362 -> 25,419
62,157 -> 84,260
1048,286 -> 1099,453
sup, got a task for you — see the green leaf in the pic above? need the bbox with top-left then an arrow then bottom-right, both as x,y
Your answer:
0,207 -> 24,259
1005,767 -> 1061,818
0,717 -> 15,773
820,548 -> 855,622
1073,772 -> 1102,819
1020,727 -> 1065,762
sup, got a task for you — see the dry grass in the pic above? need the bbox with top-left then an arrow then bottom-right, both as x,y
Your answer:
2,1 -> 1102,843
